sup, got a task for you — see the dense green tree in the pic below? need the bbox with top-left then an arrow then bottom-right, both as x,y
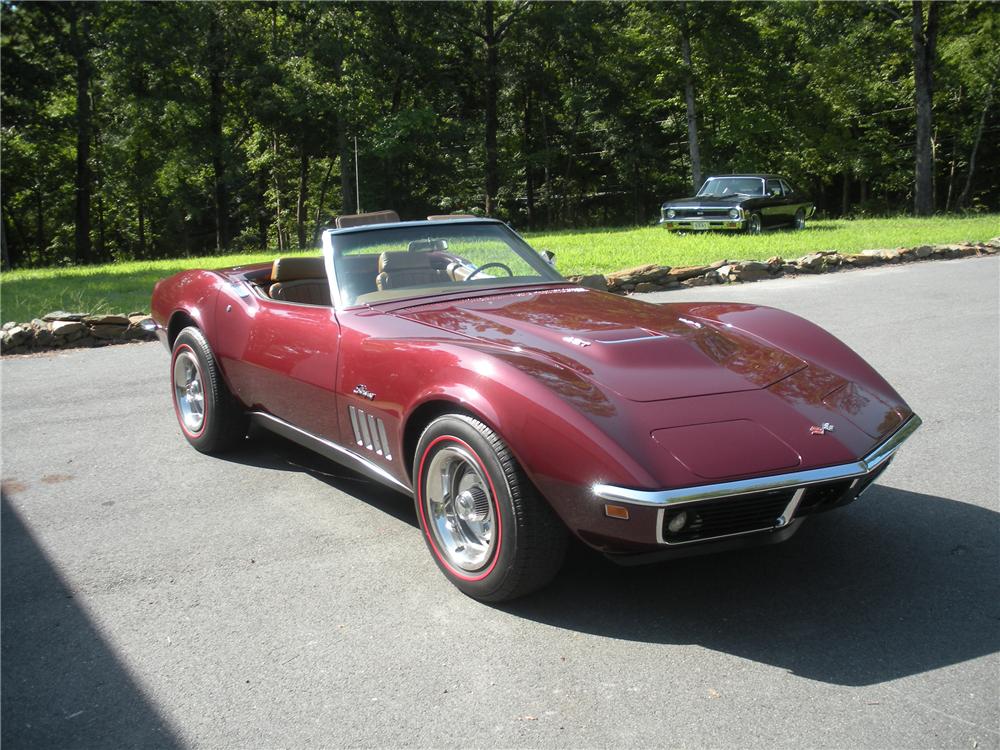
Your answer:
1,0 -> 996,269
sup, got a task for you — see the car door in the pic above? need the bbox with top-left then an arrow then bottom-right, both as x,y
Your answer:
780,179 -> 803,221
762,178 -> 786,228
214,283 -> 342,443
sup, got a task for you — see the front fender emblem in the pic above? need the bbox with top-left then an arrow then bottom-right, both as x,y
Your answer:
353,384 -> 376,401
809,423 -> 835,435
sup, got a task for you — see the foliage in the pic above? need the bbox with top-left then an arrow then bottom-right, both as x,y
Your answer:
1,0 -> 998,269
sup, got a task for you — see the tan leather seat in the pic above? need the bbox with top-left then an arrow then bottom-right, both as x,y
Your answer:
269,257 -> 331,306
376,251 -> 449,291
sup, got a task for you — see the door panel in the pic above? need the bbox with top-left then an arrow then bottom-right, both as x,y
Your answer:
215,288 -> 342,442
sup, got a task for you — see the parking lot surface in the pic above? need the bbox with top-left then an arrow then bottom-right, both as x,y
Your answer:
2,255 -> 998,748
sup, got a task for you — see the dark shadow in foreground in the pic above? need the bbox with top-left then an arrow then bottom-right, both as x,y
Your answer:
501,485 -> 1000,687
1,495 -> 181,749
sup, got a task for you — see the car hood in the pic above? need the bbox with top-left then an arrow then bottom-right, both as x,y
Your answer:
393,288 -> 809,402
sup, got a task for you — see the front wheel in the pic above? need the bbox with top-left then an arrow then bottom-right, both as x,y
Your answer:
414,414 -> 568,602
170,326 -> 248,454
794,209 -> 806,230
746,213 -> 763,235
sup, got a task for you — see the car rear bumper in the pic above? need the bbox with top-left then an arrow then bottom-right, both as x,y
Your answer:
590,414 -> 921,553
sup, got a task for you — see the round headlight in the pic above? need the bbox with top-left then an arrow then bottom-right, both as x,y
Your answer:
729,208 -> 740,219
666,209 -> 676,219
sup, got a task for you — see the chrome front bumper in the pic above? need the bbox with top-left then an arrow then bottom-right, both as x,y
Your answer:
594,414 -> 921,546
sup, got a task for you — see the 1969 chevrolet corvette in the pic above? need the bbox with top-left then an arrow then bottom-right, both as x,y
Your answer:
150,214 -> 920,601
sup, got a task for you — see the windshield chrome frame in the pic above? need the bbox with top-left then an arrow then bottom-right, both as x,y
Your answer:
697,177 -> 766,199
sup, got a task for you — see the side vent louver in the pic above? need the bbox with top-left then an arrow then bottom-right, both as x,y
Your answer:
348,406 -> 392,461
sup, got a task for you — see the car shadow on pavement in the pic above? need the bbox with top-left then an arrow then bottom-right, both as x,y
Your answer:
1,494 -> 182,748
217,425 -> 418,528
502,485 -> 1000,687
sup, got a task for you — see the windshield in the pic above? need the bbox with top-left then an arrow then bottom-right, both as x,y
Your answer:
330,222 -> 564,307
697,177 -> 764,198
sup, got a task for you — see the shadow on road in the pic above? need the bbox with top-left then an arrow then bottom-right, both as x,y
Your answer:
218,426 -> 418,528
1,494 -> 181,748
502,485 -> 1000,687
205,432 -> 999,688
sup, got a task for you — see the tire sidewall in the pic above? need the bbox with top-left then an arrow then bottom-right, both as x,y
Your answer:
415,416 -> 519,599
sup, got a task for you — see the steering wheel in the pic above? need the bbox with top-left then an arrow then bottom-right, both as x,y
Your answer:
465,262 -> 514,280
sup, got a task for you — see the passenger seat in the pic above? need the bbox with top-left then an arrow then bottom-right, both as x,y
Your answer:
376,251 -> 450,291
269,257 -> 331,306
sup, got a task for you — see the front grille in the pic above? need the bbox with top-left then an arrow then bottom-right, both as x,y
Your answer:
660,489 -> 793,544
674,208 -> 732,219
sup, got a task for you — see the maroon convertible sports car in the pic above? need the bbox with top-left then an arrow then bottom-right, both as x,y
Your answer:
150,214 -> 920,601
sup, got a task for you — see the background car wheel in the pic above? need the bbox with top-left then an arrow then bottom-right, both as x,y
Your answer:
747,213 -> 763,235
414,414 -> 568,602
170,326 -> 248,454
794,209 -> 806,230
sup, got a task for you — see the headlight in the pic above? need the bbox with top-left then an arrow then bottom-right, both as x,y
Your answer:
666,209 -> 676,219
729,208 -> 740,219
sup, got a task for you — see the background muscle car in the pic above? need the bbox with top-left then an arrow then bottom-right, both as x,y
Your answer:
150,214 -> 918,602
660,174 -> 815,234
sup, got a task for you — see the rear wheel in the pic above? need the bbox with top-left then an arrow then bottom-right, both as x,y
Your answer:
170,326 -> 248,454
414,414 -> 567,602
794,209 -> 806,230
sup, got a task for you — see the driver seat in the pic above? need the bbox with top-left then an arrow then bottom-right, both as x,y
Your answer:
376,251 -> 449,291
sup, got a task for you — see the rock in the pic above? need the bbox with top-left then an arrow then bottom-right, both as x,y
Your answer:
2,322 -> 16,331
34,328 -> 55,347
574,274 -> 608,291
30,318 -> 48,330
127,310 -> 146,318
84,314 -> 130,326
51,320 -> 86,337
715,264 -> 734,280
914,245 -> 933,258
42,311 -> 87,322
682,273 -> 718,287
606,264 -> 663,283
634,282 -> 664,293
766,256 -> 784,267
666,264 -> 711,282
733,261 -> 771,282
780,263 -> 799,275
880,248 -> 902,263
849,253 -> 880,266
90,324 -> 128,339
4,326 -> 29,347
796,252 -> 828,271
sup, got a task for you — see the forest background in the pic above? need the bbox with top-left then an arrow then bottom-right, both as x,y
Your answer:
2,0 -> 997,270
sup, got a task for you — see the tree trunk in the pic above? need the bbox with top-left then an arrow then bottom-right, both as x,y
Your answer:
70,7 -> 92,264
296,147 -> 309,249
138,202 -> 146,257
257,169 -> 268,250
841,168 -> 850,216
678,1 -> 702,194
957,81 -> 994,209
272,133 -> 285,252
313,157 -> 334,243
338,120 -> 353,215
523,87 -> 534,228
208,9 -> 229,251
912,0 -> 938,216
484,1 -> 499,216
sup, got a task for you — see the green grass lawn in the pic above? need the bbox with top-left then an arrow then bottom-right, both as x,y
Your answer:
2,214 -> 997,322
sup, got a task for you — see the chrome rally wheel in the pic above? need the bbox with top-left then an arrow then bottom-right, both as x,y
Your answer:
423,442 -> 498,573
415,414 -> 568,602
173,348 -> 206,435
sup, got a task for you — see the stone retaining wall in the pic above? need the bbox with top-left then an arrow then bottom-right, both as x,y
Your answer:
568,238 -> 1000,293
1,312 -> 156,356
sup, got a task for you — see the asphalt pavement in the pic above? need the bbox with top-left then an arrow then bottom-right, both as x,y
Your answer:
2,254 -> 998,748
